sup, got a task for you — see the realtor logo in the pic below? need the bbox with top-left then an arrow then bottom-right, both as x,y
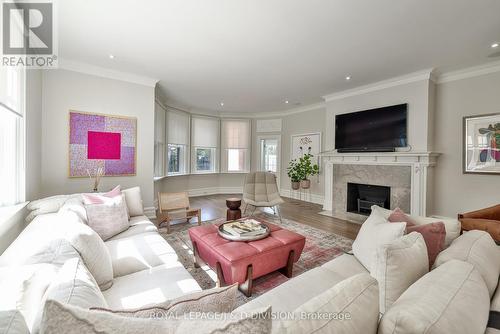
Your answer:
1,1 -> 57,68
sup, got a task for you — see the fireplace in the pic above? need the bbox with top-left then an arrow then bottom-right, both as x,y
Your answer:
347,182 -> 391,216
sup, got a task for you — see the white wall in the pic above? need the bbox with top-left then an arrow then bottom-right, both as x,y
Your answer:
433,71 -> 500,217
325,79 -> 434,152
41,70 -> 155,207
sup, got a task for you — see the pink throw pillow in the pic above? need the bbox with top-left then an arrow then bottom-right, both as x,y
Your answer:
82,185 -> 121,205
388,208 -> 417,227
406,222 -> 446,268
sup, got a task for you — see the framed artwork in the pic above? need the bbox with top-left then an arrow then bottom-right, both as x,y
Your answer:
463,113 -> 500,174
291,132 -> 322,163
69,110 -> 137,177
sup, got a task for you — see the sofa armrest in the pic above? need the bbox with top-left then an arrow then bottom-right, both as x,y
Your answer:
460,218 -> 500,242
460,204 -> 500,221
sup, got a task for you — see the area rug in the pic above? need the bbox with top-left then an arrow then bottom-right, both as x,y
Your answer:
158,212 -> 353,307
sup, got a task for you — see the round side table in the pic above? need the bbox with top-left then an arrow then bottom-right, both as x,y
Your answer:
226,198 -> 242,221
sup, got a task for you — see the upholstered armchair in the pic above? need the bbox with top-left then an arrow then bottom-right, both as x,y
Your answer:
458,204 -> 500,242
242,172 -> 284,222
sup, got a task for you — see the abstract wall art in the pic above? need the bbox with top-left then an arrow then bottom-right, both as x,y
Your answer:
463,113 -> 500,174
69,111 -> 137,177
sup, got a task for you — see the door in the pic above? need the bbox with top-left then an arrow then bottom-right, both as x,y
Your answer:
258,135 -> 281,188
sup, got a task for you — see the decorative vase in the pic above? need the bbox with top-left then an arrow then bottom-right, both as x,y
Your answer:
291,181 -> 300,190
300,179 -> 311,189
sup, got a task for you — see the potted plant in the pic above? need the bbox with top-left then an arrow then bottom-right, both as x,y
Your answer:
286,159 -> 302,190
298,154 -> 319,189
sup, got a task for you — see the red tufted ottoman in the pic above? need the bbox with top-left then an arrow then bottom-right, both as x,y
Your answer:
188,222 -> 306,296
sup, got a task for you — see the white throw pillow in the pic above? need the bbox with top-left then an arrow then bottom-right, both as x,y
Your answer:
378,260 -> 490,334
352,209 -> 406,272
122,187 -> 144,217
85,196 -> 130,241
433,230 -> 500,297
0,310 -> 29,334
280,273 -> 379,334
372,232 -> 429,314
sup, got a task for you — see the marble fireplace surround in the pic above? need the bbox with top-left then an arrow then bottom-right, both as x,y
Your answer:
320,152 -> 440,223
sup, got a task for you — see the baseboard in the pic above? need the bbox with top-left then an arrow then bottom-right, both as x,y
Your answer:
280,189 -> 325,205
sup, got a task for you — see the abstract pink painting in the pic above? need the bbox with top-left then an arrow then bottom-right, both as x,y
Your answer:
69,111 -> 137,177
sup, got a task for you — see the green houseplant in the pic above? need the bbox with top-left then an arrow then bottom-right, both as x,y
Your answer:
297,154 -> 319,189
287,159 -> 302,190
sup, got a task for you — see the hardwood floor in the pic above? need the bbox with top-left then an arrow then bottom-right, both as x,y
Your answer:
189,194 -> 361,240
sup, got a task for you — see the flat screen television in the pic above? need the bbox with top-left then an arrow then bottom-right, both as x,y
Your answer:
335,104 -> 408,152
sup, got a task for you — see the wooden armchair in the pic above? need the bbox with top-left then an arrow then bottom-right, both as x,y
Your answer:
458,204 -> 500,242
157,192 -> 202,233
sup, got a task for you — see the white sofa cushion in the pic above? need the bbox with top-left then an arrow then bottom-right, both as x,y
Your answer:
0,310 -> 29,334
102,263 -> 202,310
40,300 -> 271,334
372,232 -> 429,314
122,187 -> 144,217
320,253 -> 368,279
379,260 -> 490,334
58,196 -> 88,224
0,264 -> 59,332
372,205 -> 461,247
107,216 -> 157,241
352,209 -> 406,272
433,230 -> 500,298
281,273 -> 379,334
105,232 -> 179,278
25,194 -> 74,223
235,266 -> 351,314
85,196 -> 130,241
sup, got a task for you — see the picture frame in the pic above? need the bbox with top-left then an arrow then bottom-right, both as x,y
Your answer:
290,132 -> 322,170
463,113 -> 500,175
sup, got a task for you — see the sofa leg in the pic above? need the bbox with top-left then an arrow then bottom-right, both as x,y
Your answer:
193,242 -> 201,268
239,265 -> 253,297
279,250 -> 295,278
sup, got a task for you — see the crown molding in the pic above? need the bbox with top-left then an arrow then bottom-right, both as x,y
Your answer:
323,69 -> 434,102
219,101 -> 326,119
58,59 -> 159,87
435,60 -> 500,84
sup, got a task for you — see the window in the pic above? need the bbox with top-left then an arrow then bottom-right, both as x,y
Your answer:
191,116 -> 219,173
154,103 -> 166,177
166,110 -> 189,175
0,65 -> 25,207
221,119 -> 250,172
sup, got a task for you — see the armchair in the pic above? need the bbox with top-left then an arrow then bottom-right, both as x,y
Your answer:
458,204 -> 500,242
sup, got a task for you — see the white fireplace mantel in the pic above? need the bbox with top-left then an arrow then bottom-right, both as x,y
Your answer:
320,151 -> 440,217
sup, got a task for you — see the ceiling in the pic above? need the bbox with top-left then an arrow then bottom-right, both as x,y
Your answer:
59,0 -> 500,113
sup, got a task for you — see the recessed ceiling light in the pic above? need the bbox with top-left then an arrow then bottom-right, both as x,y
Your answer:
220,102 -> 224,107
109,54 -> 115,59
285,100 -> 289,104
345,76 -> 351,81
492,43 -> 499,49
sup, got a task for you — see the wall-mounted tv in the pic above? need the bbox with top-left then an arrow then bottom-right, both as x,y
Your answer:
335,104 -> 408,152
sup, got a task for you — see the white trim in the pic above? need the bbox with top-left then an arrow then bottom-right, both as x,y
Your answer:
436,60 -> 500,84
323,69 -> 434,102
187,186 -> 243,197
280,189 -> 324,205
219,101 -> 326,119
59,59 -> 159,87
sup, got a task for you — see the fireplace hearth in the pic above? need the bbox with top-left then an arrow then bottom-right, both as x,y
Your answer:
347,182 -> 390,216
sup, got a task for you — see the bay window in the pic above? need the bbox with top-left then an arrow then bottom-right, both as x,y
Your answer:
166,110 -> 189,175
0,65 -> 25,207
191,116 -> 219,173
221,119 -> 251,173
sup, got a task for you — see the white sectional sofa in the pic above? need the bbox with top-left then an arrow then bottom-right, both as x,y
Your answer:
0,189 -> 202,332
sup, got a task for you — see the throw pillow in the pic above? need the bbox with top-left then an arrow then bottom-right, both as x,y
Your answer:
85,196 -> 130,241
91,284 -> 237,317
378,260 -> 490,334
122,187 -> 144,217
0,310 -> 29,334
352,209 -> 406,272
82,185 -> 122,204
372,232 -> 429,314
279,273 -> 379,334
40,300 -> 272,334
433,230 -> 500,298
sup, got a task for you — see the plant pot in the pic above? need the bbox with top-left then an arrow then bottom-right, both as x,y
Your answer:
300,179 -> 311,189
291,181 -> 300,190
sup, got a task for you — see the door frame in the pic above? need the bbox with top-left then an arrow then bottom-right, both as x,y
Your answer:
256,135 -> 282,189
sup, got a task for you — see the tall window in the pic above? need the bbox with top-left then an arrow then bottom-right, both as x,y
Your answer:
221,119 -> 251,173
167,110 -> 189,175
154,103 -> 166,177
0,65 -> 25,207
191,116 -> 219,173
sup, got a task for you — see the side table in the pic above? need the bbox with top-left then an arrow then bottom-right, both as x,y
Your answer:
226,198 -> 242,221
